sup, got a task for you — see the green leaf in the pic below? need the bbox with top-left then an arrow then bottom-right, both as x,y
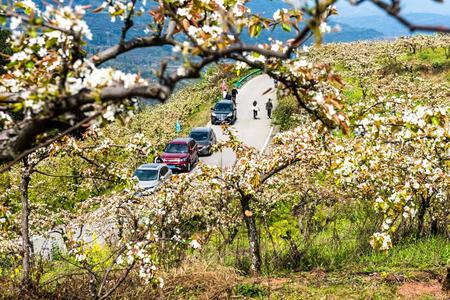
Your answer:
14,2 -> 26,9
249,23 -> 262,38
431,116 -> 440,126
34,17 -> 43,26
25,61 -> 35,69
29,29 -> 37,38
12,102 -> 23,112
7,60 -> 17,68
281,22 -> 291,32
46,38 -> 57,48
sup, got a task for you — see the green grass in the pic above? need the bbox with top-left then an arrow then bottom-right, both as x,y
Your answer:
359,235 -> 450,273
221,233 -> 449,299
400,47 -> 449,73
272,95 -> 301,130
201,202 -> 450,276
416,48 -> 447,65
267,279 -> 397,299
181,98 -> 215,135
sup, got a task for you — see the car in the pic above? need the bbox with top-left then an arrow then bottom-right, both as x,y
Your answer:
159,138 -> 199,172
211,99 -> 237,125
134,163 -> 172,192
189,127 -> 217,156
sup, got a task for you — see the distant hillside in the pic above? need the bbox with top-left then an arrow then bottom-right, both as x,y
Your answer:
82,10 -> 383,77
324,22 -> 383,43
332,13 -> 450,37
47,2 -> 445,75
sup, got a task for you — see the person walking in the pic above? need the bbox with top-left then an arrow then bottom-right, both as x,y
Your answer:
175,120 -> 182,133
252,100 -> 260,120
221,79 -> 227,92
225,90 -> 232,100
231,85 -> 238,104
265,98 -> 273,119
231,85 -> 238,98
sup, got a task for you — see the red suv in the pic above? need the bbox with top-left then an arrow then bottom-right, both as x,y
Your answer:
159,138 -> 199,172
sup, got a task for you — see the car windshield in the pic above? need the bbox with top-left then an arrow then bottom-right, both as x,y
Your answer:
214,102 -> 232,111
190,131 -> 208,141
164,143 -> 188,153
134,169 -> 158,181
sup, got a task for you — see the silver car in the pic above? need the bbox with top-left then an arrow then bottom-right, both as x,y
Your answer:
134,163 -> 172,193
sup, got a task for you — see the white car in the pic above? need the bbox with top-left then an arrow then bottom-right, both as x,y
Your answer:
134,163 -> 172,193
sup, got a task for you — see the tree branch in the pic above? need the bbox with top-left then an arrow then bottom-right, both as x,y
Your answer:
91,35 -> 176,67
0,113 -> 100,173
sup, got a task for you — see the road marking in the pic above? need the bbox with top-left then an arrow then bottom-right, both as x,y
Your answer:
260,126 -> 274,154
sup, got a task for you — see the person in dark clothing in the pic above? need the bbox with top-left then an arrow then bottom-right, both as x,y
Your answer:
231,86 -> 238,98
225,91 -> 232,100
265,98 -> 273,119
230,86 -> 238,104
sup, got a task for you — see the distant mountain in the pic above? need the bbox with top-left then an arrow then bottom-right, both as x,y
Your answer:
80,9 -> 385,77
34,1 -> 443,76
331,13 -> 450,37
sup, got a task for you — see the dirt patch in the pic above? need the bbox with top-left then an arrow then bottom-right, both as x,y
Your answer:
397,280 -> 448,299
256,277 -> 290,290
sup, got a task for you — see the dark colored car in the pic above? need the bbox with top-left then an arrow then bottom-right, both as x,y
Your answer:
159,138 -> 199,172
211,99 -> 237,125
189,127 -> 217,156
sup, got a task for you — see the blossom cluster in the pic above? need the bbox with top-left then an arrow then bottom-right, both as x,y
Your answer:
331,103 -> 448,250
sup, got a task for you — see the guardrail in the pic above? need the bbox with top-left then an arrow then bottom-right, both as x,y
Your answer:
235,69 -> 263,88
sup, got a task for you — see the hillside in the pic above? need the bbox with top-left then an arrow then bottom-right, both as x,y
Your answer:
333,13 -> 450,38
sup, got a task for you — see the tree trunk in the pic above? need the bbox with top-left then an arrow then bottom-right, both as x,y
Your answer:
20,157 -> 32,290
430,218 -> 439,235
416,195 -> 429,237
282,230 -> 302,270
240,195 -> 261,275
442,267 -> 450,291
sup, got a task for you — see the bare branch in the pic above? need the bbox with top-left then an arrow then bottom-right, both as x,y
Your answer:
91,35 -> 176,66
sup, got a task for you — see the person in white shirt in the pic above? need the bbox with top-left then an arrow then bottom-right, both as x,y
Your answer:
252,100 -> 260,119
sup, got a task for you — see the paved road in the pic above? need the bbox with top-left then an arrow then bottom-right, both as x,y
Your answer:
200,74 -> 277,168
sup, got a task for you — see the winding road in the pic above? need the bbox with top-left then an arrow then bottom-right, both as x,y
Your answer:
200,74 -> 277,167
